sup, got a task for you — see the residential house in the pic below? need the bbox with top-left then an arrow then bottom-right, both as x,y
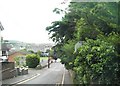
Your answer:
1,40 -> 13,62
2,40 -> 13,55
8,51 -> 31,66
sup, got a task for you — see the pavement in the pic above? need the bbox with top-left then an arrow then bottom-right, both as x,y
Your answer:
2,60 -> 74,85
64,70 -> 73,84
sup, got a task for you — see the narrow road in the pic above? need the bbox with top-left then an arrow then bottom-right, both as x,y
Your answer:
16,62 -> 65,85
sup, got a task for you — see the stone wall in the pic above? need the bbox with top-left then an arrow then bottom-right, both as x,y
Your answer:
2,62 -> 15,70
1,62 -> 28,80
1,62 -> 16,80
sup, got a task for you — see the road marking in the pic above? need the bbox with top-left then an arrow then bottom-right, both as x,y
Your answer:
13,73 -> 41,85
17,73 -> 40,84
55,83 -> 61,86
61,67 -> 65,86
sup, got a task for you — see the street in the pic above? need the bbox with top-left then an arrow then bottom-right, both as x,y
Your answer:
19,62 -> 64,84
2,60 -> 73,86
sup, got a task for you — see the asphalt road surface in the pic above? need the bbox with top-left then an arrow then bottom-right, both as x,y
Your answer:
16,62 -> 65,85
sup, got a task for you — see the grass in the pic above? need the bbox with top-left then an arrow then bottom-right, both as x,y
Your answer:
40,57 -> 48,61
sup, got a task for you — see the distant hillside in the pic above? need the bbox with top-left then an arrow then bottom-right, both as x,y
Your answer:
3,40 -> 55,52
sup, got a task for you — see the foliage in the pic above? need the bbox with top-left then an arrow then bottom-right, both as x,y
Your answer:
46,49 -> 50,53
60,40 -> 77,69
37,50 -> 41,57
98,32 -> 120,54
46,1 -> 120,84
28,50 -> 34,53
73,2 -> 119,41
74,39 -> 118,84
49,49 -> 54,57
46,13 -> 77,44
26,54 -> 40,68
14,56 -> 26,67
14,57 -> 20,66
46,2 -> 119,44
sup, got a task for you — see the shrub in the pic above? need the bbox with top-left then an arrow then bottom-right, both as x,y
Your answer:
14,56 -> 20,66
60,40 -> 76,70
14,56 -> 26,67
26,54 -> 40,68
74,38 -> 118,84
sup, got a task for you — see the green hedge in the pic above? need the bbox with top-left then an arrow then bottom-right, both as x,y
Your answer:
26,54 -> 40,68
74,38 -> 118,84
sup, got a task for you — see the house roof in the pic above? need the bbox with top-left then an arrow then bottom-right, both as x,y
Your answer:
0,22 -> 4,31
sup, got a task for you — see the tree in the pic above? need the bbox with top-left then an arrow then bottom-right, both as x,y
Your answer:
46,1 -> 120,84
28,50 -> 34,53
49,49 -> 54,57
46,49 -> 49,53
60,40 -> 76,69
37,50 -> 41,57
74,38 -> 118,84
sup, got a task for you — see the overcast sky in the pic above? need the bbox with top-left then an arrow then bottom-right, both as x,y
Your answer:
0,0 -> 70,44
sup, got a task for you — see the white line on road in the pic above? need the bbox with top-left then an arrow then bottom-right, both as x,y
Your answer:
61,65 -> 65,86
16,73 -> 41,85
55,83 -> 61,86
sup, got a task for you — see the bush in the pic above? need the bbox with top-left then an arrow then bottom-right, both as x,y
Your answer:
60,40 -> 76,70
74,38 -> 118,84
26,54 -> 40,68
14,56 -> 20,66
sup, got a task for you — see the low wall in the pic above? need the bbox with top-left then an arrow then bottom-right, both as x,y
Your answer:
1,62 -> 16,80
2,68 -> 16,80
2,62 -> 15,70
0,62 -> 28,80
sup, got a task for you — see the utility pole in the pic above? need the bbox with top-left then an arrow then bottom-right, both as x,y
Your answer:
0,21 -> 4,84
0,22 -> 4,57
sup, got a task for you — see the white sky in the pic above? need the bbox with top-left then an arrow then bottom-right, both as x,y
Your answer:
0,0 -> 70,44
